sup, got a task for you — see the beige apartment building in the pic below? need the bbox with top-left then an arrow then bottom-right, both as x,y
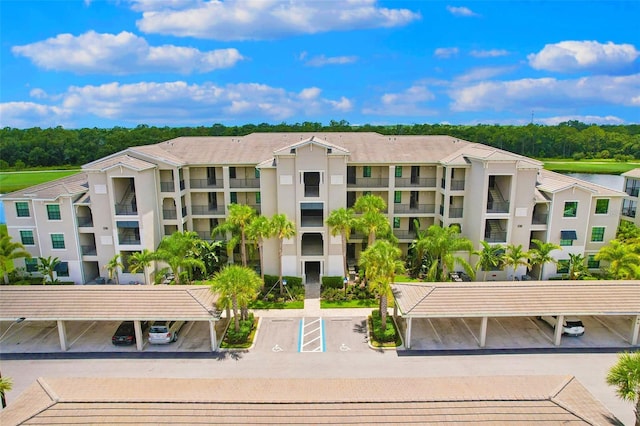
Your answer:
1,133 -> 626,284
621,168 -> 640,227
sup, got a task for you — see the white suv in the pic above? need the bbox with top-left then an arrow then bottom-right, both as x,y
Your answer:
538,316 -> 585,336
148,320 -> 185,344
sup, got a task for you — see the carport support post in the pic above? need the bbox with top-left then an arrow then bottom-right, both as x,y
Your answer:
209,320 -> 217,352
57,320 -> 68,351
631,315 -> 640,346
479,317 -> 488,348
553,314 -> 564,346
405,317 -> 412,350
134,320 -> 143,351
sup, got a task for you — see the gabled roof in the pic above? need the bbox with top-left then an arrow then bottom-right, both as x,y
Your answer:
273,135 -> 349,156
440,144 -> 543,169
82,154 -> 157,172
537,169 -> 626,196
0,173 -> 88,201
622,167 -> 640,179
0,376 -> 618,425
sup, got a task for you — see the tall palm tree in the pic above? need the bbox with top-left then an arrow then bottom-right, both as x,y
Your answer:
353,194 -> 386,214
270,213 -> 296,294
104,253 -> 123,284
606,351 -> 640,426
210,265 -> 262,333
408,219 -> 429,278
528,239 -> 560,280
502,244 -> 529,281
213,203 -> 256,267
246,215 -> 273,282
422,225 -> 474,281
154,231 -> 205,284
128,249 -> 155,284
0,234 -> 31,284
596,239 -> 640,279
38,256 -> 60,284
359,240 -> 404,330
356,210 -> 391,246
567,253 -> 590,280
474,241 -> 504,281
0,374 -> 12,408
326,207 -> 355,283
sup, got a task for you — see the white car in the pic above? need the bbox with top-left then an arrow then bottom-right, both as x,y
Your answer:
538,316 -> 585,336
148,320 -> 185,344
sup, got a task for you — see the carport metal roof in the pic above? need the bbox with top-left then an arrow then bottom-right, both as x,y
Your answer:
0,285 -> 219,322
393,280 -> 640,318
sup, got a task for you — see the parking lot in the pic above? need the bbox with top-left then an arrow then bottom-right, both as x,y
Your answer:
0,314 -> 637,354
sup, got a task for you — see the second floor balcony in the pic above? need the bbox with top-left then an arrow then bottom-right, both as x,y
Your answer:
449,207 -> 463,218
347,177 -> 389,188
229,178 -> 260,189
191,204 -> 226,215
532,213 -> 549,225
190,179 -> 223,189
81,245 -> 97,256
395,177 -> 437,188
394,204 -> 436,214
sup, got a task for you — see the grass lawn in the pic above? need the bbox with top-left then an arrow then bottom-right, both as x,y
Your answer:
321,299 -> 377,309
0,169 -> 81,193
541,159 -> 640,175
394,274 -> 422,283
249,299 -> 304,309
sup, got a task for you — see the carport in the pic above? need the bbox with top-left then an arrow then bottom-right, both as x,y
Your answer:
392,280 -> 640,349
0,285 -> 221,352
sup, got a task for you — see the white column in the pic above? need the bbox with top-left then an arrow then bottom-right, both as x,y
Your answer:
479,317 -> 488,347
209,320 -> 218,352
406,317 -> 412,349
631,315 -> 640,346
57,320 -> 68,351
553,315 -> 564,346
134,320 -> 143,351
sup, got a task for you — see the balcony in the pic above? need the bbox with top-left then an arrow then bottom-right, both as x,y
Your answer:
487,201 -> 510,214
347,177 -> 389,188
395,177 -> 437,188
449,207 -> 463,218
179,180 -> 186,191
532,213 -> 548,225
160,181 -> 175,192
622,207 -> 637,218
114,204 -> 137,215
81,245 -> 97,256
118,235 -> 141,245
190,179 -> 222,189
485,231 -> 507,243
450,180 -> 465,191
77,216 -> 93,227
229,178 -> 260,189
191,204 -> 226,215
163,209 -> 177,220
394,204 -> 435,214
393,230 -> 417,240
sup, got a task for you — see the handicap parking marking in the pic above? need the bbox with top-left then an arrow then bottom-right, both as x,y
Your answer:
298,317 -> 325,352
272,344 -> 283,352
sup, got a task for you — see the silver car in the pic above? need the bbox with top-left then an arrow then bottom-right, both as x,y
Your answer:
148,320 -> 185,344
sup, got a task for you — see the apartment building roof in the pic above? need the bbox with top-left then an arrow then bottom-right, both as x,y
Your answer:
393,281 -> 640,318
0,376 -> 616,425
0,285 -> 219,322
537,169 -> 626,196
84,154 -> 157,172
1,172 -> 88,200
622,167 -> 640,178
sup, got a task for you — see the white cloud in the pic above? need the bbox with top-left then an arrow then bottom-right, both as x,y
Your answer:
363,84 -> 436,116
12,31 -> 244,75
449,74 -> 640,112
434,47 -> 459,58
470,49 -> 509,58
528,40 -> 640,73
536,115 -> 625,126
0,80 -> 353,126
446,6 -> 478,17
455,66 -> 516,83
305,55 -> 358,67
133,0 -> 421,40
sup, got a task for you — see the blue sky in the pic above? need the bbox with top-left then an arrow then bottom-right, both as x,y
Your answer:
1,0 -> 639,129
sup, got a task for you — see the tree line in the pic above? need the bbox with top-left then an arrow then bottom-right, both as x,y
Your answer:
1,120 -> 639,170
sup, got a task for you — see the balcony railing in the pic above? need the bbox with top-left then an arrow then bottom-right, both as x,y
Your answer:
190,179 -> 223,189
191,204 -> 226,215
114,204 -> 137,215
532,213 -> 548,225
77,216 -> 93,227
346,178 -> 389,188
81,245 -> 97,255
449,207 -> 463,218
118,235 -> 141,245
622,207 -> 637,218
394,204 -> 436,214
301,245 -> 323,256
450,179 -> 465,191
395,177 -> 437,188
163,209 -> 177,220
229,178 -> 260,188
393,230 -> 417,240
625,187 -> 640,197
160,181 -> 175,192
487,201 -> 510,213
485,231 -> 507,243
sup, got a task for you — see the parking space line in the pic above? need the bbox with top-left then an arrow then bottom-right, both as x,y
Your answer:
427,319 -> 442,344
69,321 -> 97,348
460,319 -> 479,345
592,316 -> 628,342
299,317 -> 324,352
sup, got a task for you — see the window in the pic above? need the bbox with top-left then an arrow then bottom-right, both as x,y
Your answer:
591,226 -> 605,242
395,166 -> 402,178
393,217 -> 400,229
557,260 -> 570,274
47,204 -> 61,220
394,191 -> 401,204
51,233 -> 65,249
55,262 -> 69,277
15,202 -> 30,217
230,192 -> 237,204
20,230 -> 34,245
363,166 -> 371,178
563,201 -> 577,218
595,199 -> 609,214
587,255 -> 600,269
25,258 -> 38,272
229,167 -> 236,179
255,192 -> 261,204
559,238 -> 573,246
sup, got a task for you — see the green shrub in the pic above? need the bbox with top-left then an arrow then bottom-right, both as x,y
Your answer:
261,274 -> 304,299
225,313 -> 255,344
321,276 -> 344,290
370,310 -> 398,343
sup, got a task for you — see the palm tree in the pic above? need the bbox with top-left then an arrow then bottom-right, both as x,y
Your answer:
422,225 -> 474,281
37,256 -> 60,284
353,194 -> 386,214
128,249 -> 155,284
154,231 -> 205,284
567,253 -> 590,280
210,265 -> 262,333
606,351 -> 640,426
214,203 -> 256,267
358,240 -> 404,330
246,215 -> 273,282
270,213 -> 296,294
502,244 -> 529,281
408,219 -> 429,278
356,210 -> 391,246
528,239 -> 560,280
326,207 -> 355,282
192,239 -> 223,279
474,241 -> 504,281
0,374 -> 13,408
596,239 -> 640,279
104,253 -> 123,284
0,234 -> 31,284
